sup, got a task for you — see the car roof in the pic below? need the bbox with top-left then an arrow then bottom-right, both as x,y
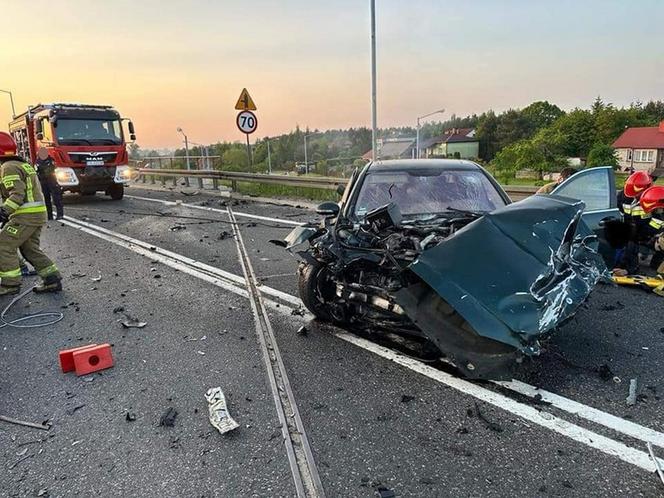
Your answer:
367,158 -> 482,172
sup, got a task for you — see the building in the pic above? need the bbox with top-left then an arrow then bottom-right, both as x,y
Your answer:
420,128 -> 479,159
362,138 -> 416,161
612,121 -> 664,173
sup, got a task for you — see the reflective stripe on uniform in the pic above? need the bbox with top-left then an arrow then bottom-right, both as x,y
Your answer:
20,163 -> 36,176
0,268 -> 22,278
651,218 -> 664,229
15,202 -> 46,214
38,264 -> 58,277
3,199 -> 20,211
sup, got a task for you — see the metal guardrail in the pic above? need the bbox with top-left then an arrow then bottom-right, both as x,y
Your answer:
135,167 -> 538,198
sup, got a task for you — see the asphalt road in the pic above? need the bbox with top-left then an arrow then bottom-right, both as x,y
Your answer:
1,184 -> 663,497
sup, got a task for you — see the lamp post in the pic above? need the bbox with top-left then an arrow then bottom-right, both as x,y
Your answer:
303,132 -> 320,175
0,89 -> 16,118
266,137 -> 272,174
177,127 -> 191,187
416,108 -> 445,159
370,0 -> 377,161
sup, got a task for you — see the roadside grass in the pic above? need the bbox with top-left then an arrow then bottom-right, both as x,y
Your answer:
220,181 -> 338,202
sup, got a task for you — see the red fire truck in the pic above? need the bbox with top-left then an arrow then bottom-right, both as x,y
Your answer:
8,103 -> 136,200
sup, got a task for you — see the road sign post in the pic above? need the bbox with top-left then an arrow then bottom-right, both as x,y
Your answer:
235,88 -> 258,170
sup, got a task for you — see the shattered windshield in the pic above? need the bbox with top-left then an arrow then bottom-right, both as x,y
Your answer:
353,169 -> 506,219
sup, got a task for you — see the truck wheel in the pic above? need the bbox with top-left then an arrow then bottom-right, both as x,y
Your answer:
298,262 -> 336,321
108,184 -> 124,200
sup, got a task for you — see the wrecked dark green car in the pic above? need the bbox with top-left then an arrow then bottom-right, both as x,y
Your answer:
284,160 -> 609,379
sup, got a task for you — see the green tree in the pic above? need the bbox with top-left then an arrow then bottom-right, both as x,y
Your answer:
586,142 -> 618,168
222,148 -> 249,171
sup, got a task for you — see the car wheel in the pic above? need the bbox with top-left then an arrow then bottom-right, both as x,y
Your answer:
108,184 -> 124,200
298,262 -> 337,322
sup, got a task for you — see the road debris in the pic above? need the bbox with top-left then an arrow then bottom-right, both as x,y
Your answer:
121,313 -> 147,328
113,306 -> 125,313
37,488 -> 49,497
8,452 -> 34,470
71,272 -> 87,278
66,404 -> 86,416
91,275 -> 102,282
290,308 -> 306,316
296,325 -> 308,336
169,224 -> 187,231
159,407 -> 178,427
374,486 -> 396,498
597,364 -> 614,381
205,387 -> 239,435
125,412 -> 137,422
180,190 -> 199,196
400,395 -> 415,403
472,402 -> 503,433
626,378 -> 638,406
0,415 -> 50,431
647,442 -> 664,486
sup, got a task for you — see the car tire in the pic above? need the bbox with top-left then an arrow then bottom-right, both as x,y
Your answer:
298,262 -> 335,322
108,184 -> 124,200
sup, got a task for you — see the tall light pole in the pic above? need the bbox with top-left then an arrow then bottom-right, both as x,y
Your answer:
416,109 -> 445,159
304,132 -> 320,175
0,89 -> 16,118
266,137 -> 272,174
370,0 -> 378,161
177,127 -> 191,187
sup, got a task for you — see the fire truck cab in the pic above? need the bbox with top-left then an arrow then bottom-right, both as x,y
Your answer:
8,103 -> 136,200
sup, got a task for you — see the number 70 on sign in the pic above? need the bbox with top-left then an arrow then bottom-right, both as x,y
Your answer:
236,110 -> 258,134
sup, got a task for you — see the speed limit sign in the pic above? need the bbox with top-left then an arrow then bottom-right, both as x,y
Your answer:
236,110 -> 258,134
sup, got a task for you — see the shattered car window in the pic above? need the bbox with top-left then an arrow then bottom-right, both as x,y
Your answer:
353,169 -> 506,219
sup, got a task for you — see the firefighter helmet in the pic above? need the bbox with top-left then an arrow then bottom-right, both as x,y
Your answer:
624,171 -> 653,198
640,186 -> 664,214
0,132 -> 17,157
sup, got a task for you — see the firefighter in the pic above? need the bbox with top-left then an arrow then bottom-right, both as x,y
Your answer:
615,171 -> 654,274
35,146 -> 64,220
639,185 -> 664,274
0,132 -> 62,295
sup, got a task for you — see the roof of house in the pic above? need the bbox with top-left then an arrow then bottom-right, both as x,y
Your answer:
613,123 -> 664,149
362,138 -> 415,160
421,128 -> 478,149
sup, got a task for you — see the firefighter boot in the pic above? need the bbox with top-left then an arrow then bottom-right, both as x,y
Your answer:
0,285 -> 21,297
33,274 -> 62,294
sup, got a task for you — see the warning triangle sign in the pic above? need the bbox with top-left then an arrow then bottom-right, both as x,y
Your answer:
235,88 -> 257,111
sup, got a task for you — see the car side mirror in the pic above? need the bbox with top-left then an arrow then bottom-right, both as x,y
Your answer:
316,201 -> 340,217
128,121 -> 135,135
336,184 -> 345,196
130,134 -> 136,141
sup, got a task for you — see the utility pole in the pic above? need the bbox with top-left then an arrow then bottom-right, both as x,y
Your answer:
0,89 -> 16,118
416,109 -> 445,159
266,137 -> 272,174
304,134 -> 309,174
370,0 -> 378,161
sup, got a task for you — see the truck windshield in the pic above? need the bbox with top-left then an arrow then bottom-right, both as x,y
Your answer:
55,119 -> 123,145
353,169 -> 507,220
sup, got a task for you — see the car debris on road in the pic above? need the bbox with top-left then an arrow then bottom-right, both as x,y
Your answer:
205,387 -> 239,435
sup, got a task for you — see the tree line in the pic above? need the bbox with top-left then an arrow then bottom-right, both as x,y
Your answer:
133,98 -> 664,179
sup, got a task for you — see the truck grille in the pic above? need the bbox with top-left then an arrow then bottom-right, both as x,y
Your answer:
68,152 -> 118,165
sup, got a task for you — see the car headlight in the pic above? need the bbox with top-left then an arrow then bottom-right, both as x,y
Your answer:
114,165 -> 132,183
55,168 -> 79,186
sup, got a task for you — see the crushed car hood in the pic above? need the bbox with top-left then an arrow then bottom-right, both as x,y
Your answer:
399,194 -> 608,354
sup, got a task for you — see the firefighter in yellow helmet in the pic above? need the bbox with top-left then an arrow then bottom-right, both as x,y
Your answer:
0,132 -> 62,295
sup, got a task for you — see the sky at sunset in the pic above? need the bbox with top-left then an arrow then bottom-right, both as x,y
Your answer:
1,0 -> 662,149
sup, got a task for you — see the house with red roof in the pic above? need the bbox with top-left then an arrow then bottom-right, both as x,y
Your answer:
612,121 -> 664,173
420,128 -> 479,159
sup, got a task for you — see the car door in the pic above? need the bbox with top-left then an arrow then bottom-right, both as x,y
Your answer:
551,166 -> 621,260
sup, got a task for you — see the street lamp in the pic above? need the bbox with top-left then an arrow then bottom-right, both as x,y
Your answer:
265,137 -> 272,174
370,0 -> 377,161
416,108 -> 445,159
304,132 -> 320,175
0,89 -> 16,118
177,127 -> 192,187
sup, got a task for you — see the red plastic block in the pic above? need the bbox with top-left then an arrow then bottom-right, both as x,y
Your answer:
59,344 -> 98,373
73,343 -> 114,376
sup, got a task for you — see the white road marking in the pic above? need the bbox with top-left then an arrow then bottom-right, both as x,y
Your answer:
125,194 -> 305,226
61,214 -> 664,474
495,379 -> 664,450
